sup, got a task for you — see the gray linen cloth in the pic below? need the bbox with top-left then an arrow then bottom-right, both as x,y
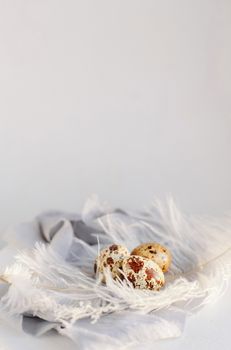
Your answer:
0,203 -> 185,349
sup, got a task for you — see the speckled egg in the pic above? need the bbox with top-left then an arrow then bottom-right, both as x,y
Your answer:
122,255 -> 165,290
131,243 -> 171,273
94,244 -> 129,281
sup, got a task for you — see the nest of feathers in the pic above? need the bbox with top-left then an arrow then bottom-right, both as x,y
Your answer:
0,196 -> 230,343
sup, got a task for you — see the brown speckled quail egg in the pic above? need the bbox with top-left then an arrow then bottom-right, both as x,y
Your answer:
94,244 -> 129,281
122,255 -> 165,290
131,242 -> 171,273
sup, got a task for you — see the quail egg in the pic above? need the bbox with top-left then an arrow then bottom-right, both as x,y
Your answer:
122,255 -> 165,290
131,242 -> 171,273
94,244 -> 129,281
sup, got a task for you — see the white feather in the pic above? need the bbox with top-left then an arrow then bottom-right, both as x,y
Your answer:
0,196 -> 230,347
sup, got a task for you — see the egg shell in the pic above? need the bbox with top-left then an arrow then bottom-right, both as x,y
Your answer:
95,244 -> 129,281
122,255 -> 165,291
131,242 -> 171,273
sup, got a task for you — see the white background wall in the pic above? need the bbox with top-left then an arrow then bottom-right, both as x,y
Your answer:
0,0 -> 231,231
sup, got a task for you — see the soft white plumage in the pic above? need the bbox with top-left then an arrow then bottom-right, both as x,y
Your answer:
0,196 -> 230,348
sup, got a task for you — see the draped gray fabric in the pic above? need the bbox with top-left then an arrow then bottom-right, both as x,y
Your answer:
0,207 -> 185,349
